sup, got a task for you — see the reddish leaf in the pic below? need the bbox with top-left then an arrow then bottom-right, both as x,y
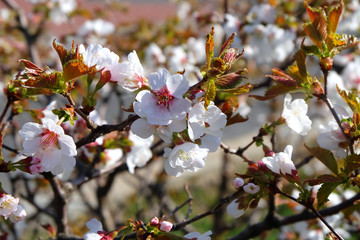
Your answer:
227,113 -> 248,126
305,145 -> 339,175
52,39 -> 69,66
219,33 -> 236,56
63,60 -> 89,82
305,174 -> 343,186
327,0 -> 344,34
205,27 -> 215,69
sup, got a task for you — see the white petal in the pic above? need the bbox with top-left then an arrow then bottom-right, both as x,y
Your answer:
284,145 -> 293,158
59,135 -> 77,156
148,68 -> 168,90
261,156 -> 280,174
226,200 -> 245,218
131,119 -> 156,139
167,74 -> 189,98
86,218 -> 103,232
19,122 -> 42,139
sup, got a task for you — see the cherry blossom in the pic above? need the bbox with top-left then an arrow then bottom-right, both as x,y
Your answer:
0,194 -> 19,219
184,231 -> 212,240
79,19 -> 115,37
281,93 -> 312,136
133,68 -> 191,125
114,51 -> 148,91
243,183 -> 260,194
188,102 -> 227,152
78,43 -> 122,82
317,106 -> 350,158
159,220 -> 173,232
126,131 -> 154,174
261,145 -> 297,176
19,118 -> 77,175
84,218 -> 105,240
163,142 -> 208,177
233,177 -> 245,188
9,205 -> 26,223
226,199 -> 245,218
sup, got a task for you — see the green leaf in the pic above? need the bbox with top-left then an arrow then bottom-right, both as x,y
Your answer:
204,78 -> 216,108
317,182 -> 341,208
205,27 -> 215,69
344,154 -> 360,174
336,86 -> 360,114
305,145 -> 339,175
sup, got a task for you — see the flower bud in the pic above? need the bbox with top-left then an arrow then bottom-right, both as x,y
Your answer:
150,217 -> 159,226
320,57 -> 333,72
159,220 -> 173,232
233,177 -> 245,188
243,183 -> 260,194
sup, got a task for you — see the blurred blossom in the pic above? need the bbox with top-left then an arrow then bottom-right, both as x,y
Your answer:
243,24 -> 295,66
126,131 -> 153,174
79,19 -> 116,37
226,199 -> 245,218
159,220 -> 173,232
341,57 -> 360,91
165,46 -> 188,73
0,194 -> 19,219
243,183 -> 260,194
246,4 -> 276,24
282,94 -> 312,136
145,43 -> 166,71
186,37 -> 206,65
29,0 -> 77,24
84,218 -> 104,240
9,205 -> 26,223
338,8 -> 360,35
224,14 -> 241,47
233,177 -> 245,188
184,231 -> 212,240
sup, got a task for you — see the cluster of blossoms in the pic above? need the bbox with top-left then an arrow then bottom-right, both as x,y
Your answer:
0,193 -> 26,223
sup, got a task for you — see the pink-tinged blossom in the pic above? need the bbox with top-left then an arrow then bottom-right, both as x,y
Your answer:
188,102 -> 227,152
243,183 -> 260,194
159,220 -> 173,232
19,118 -> 77,175
133,68 -> 191,125
0,194 -> 19,219
9,205 -> 26,223
126,131 -> 154,174
233,177 -> 245,188
261,145 -> 297,176
115,51 -> 148,91
282,94 -> 312,136
163,143 -> 208,177
184,231 -> 212,240
150,217 -> 160,226
20,156 -> 43,174
226,199 -> 245,218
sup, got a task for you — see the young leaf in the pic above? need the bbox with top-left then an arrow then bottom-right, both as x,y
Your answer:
204,78 -> 216,108
305,145 -> 339,175
205,27 -> 215,69
337,86 -> 360,114
327,0 -> 344,34
317,182 -> 341,208
344,154 -> 360,174
305,174 -> 343,186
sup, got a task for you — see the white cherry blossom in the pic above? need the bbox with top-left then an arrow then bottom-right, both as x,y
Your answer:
114,51 -> 148,91
19,118 -> 77,175
126,131 -> 154,174
133,68 -> 191,125
262,145 -> 297,176
9,205 -> 26,223
233,177 -> 245,188
79,19 -> 115,37
78,43 -> 122,82
188,102 -> 227,152
0,194 -> 19,219
226,199 -> 245,218
84,218 -> 104,240
282,93 -> 312,136
163,142 -> 208,177
184,231 -> 212,240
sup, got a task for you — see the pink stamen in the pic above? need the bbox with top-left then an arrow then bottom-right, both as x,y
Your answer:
155,87 -> 174,108
40,129 -> 59,148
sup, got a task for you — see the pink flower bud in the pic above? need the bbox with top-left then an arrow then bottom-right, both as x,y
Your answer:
159,220 -> 173,232
150,217 -> 159,226
233,177 -> 245,188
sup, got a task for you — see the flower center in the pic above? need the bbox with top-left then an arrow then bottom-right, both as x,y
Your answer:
178,150 -> 190,162
155,87 -> 174,108
41,129 -> 59,149
1,198 -> 15,210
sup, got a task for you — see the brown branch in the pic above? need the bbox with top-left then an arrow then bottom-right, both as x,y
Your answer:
75,114 -> 139,148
